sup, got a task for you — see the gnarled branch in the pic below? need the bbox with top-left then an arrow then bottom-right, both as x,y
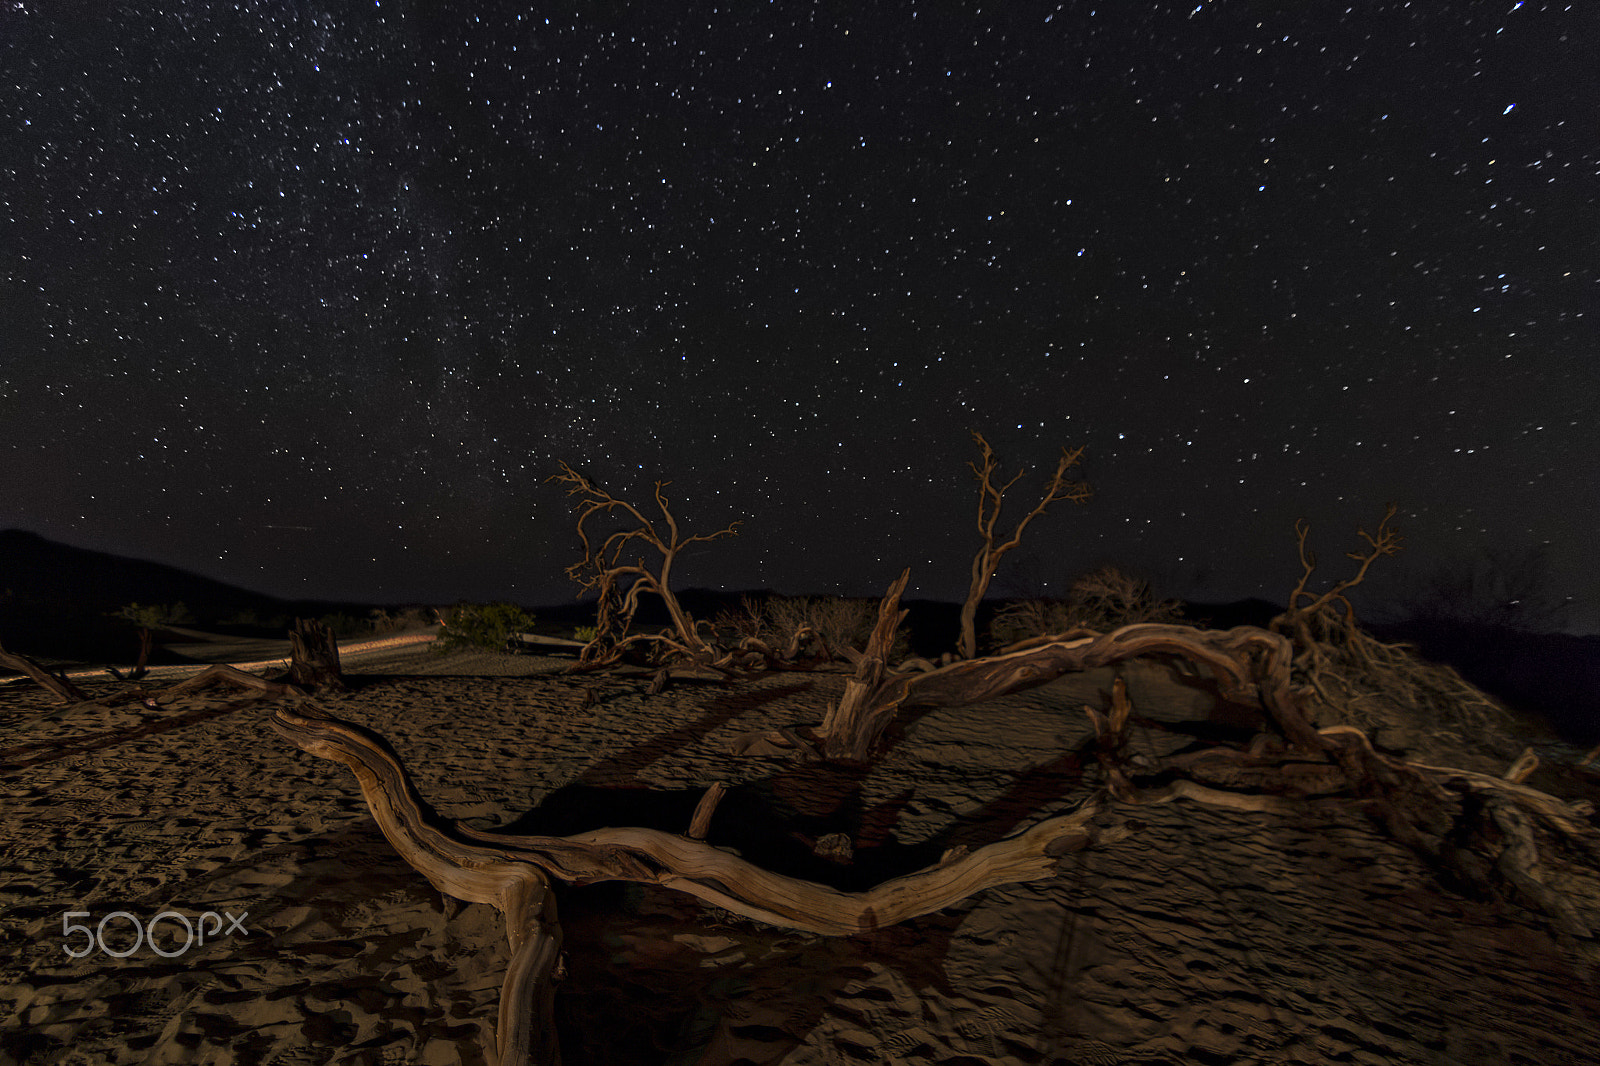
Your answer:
957,432 -> 1091,660
548,461 -> 740,669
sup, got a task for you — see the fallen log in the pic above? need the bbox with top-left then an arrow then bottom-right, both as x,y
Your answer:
158,664 -> 300,703
0,640 -> 88,703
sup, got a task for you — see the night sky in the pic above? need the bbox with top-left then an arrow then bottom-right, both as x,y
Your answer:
3,2 -> 1596,631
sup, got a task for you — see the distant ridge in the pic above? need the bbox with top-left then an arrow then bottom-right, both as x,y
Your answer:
0,529 -> 279,615
0,529 -> 353,662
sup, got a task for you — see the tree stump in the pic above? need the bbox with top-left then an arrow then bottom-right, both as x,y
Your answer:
288,618 -> 345,691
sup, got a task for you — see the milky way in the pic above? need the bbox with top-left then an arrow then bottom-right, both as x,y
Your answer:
3,1 -> 1595,629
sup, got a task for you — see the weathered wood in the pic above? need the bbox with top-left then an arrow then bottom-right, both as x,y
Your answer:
819,568 -> 912,760
1481,791 -> 1591,938
1504,747 -> 1539,784
813,619 -> 1326,762
957,433 -> 1091,660
289,618 -> 345,691
269,701 -> 1124,940
687,782 -> 728,841
726,724 -> 818,757
270,701 -> 561,1066
159,664 -> 299,703
490,875 -> 564,1066
1087,684 -> 1599,943
0,640 -> 88,703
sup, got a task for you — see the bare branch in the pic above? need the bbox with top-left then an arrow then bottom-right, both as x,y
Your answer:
548,461 -> 741,667
1281,503 -> 1404,625
957,432 -> 1091,659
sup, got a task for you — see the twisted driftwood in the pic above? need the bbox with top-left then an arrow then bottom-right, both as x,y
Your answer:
271,701 -> 562,1066
270,700 -> 1125,1065
1084,677 -> 1600,944
734,568 -> 1326,761
0,640 -> 88,703
549,461 -> 740,670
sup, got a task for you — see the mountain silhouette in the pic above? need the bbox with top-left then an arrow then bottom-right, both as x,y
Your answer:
0,529 -> 278,616
0,529 -> 341,662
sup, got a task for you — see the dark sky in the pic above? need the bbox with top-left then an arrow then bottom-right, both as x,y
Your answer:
2,2 -> 1596,630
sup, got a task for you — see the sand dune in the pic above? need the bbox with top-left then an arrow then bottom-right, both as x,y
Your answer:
2,645 -> 1598,1064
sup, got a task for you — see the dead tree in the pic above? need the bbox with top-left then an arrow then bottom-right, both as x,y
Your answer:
257,583 -> 1600,1064
1268,505 -> 1403,703
272,666 -> 1600,1066
548,460 -> 740,670
1271,503 -> 1403,651
1265,506 -> 1508,742
957,432 -> 1091,660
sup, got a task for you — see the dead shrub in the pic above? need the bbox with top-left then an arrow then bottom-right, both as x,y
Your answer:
989,564 -> 1183,648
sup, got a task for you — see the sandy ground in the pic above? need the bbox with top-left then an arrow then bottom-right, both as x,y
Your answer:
3,642 -> 1599,1065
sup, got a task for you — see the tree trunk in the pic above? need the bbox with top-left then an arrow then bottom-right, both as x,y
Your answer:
821,569 -> 912,760
957,556 -> 991,662
289,619 -> 345,691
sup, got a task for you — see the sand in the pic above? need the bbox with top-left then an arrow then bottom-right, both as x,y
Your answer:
3,643 -> 1599,1065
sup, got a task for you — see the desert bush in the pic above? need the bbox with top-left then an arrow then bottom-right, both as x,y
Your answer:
436,601 -> 537,654
113,602 -> 194,630
316,612 -> 369,639
709,593 -> 909,661
767,594 -> 910,661
573,625 -> 598,642
368,606 -> 434,634
989,565 -> 1183,647
1069,565 -> 1184,629
225,608 -> 289,629
713,594 -> 771,644
988,599 -> 1074,647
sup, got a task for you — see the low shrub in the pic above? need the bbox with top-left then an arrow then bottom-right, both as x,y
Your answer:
989,564 -> 1183,648
317,612 -> 370,639
436,601 -> 537,654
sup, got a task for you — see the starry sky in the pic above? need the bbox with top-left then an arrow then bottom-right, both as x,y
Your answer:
3,1 -> 1596,631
